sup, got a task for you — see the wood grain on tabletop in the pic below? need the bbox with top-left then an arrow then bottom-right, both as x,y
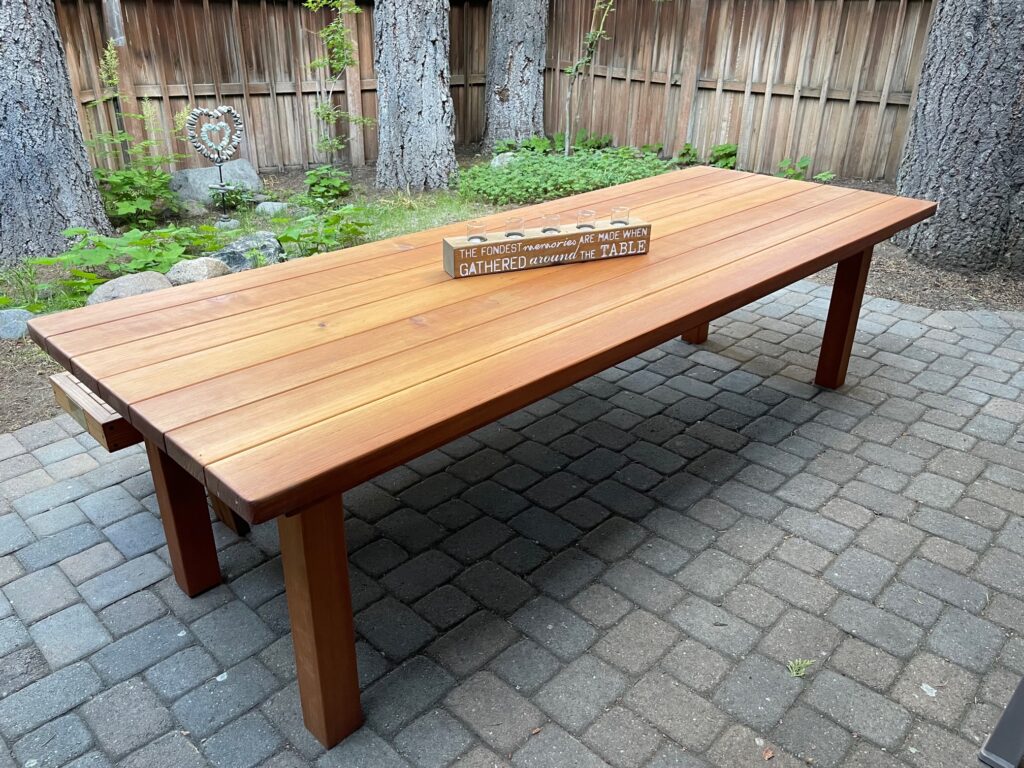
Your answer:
27,168 -> 936,521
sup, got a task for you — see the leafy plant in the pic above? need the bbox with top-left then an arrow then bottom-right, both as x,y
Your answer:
787,659 -> 815,678
304,0 -> 374,156
553,130 -> 614,154
640,142 -> 664,156
813,170 -> 837,183
707,143 -> 738,169
459,147 -> 671,205
776,156 -> 811,181
493,139 -> 518,154
35,226 -> 218,276
304,165 -> 352,206
519,136 -> 555,154
673,142 -> 700,166
211,184 -> 255,211
277,206 -> 370,259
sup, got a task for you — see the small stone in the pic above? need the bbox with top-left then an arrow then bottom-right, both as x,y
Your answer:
0,309 -> 33,341
87,272 -> 172,305
490,152 -> 517,168
214,218 -> 241,231
166,257 -> 231,285
210,232 -> 284,271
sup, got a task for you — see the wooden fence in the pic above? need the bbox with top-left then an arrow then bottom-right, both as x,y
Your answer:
58,0 -> 932,179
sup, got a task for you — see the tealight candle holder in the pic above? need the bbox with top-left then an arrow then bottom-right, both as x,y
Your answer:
467,221 -> 487,242
611,206 -> 630,225
576,209 -> 597,230
505,217 -> 525,238
541,213 -> 561,234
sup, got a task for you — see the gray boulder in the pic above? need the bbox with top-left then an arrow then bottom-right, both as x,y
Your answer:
0,309 -> 33,340
210,232 -> 284,272
179,200 -> 208,218
490,152 -> 517,168
169,159 -> 262,204
88,272 -> 172,305
166,257 -> 232,286
214,218 -> 241,231
255,201 -> 289,217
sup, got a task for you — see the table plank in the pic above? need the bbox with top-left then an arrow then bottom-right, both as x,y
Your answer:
197,195 -> 933,520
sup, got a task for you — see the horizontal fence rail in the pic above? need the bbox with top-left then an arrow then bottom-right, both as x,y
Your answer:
58,0 -> 931,179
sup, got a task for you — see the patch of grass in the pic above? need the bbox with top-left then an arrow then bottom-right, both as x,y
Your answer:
358,192 -> 499,241
787,659 -> 815,678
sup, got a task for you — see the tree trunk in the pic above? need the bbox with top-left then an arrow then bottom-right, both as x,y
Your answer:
0,0 -> 111,267
895,0 -> 1024,272
373,0 -> 457,191
483,0 -> 547,150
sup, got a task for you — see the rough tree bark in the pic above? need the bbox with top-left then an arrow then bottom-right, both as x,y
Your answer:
373,0 -> 457,191
482,0 -> 547,150
0,0 -> 111,267
895,0 -> 1024,272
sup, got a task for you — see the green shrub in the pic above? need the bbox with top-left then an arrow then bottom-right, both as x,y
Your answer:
776,156 -> 836,183
707,143 -> 738,169
553,130 -> 614,153
673,142 -> 700,166
304,165 -> 352,207
459,147 -> 672,205
93,154 -> 180,229
211,183 -> 255,211
277,205 -> 369,259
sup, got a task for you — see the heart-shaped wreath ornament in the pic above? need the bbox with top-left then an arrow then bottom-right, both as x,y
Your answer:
186,106 -> 244,164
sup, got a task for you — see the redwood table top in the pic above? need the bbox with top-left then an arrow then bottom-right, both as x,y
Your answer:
29,167 -> 935,522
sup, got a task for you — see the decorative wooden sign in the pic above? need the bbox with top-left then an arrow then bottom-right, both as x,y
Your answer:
443,220 -> 652,279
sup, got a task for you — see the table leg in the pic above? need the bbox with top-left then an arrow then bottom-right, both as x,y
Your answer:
278,496 -> 363,747
209,493 -> 251,537
815,247 -> 873,389
145,440 -> 222,596
681,322 -> 709,344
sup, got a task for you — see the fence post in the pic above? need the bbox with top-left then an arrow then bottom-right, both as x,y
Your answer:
669,0 -> 709,156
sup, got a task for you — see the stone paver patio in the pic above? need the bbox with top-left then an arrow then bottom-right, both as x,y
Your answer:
2,278 -> 1023,768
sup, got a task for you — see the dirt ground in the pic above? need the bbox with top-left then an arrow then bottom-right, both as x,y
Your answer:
3,169 -> 1022,435
1,339 -> 63,434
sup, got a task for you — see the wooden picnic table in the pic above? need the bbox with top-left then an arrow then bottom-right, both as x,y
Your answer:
28,167 -> 935,747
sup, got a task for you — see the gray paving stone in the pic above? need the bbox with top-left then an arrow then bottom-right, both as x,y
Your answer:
827,637 -> 901,691
79,553 -> 170,610
202,712 -> 282,768
878,583 -> 945,627
81,678 -> 172,758
193,601 -> 276,668
512,725 -> 608,768
59,542 -> 124,585
0,514 -> 32,557
119,731 -> 208,768
899,557 -> 989,612
758,609 -> 841,668
582,707 -> 660,768
772,706 -> 851,768
362,656 -> 454,737
927,608 -> 1006,672
529,548 -> 604,599
98,589 -> 165,636
900,721 -> 978,768
5,565 -> 80,624
804,671 -> 912,749
511,596 -> 597,660
29,603 -> 110,667
593,609 -> 677,674
891,652 -> 979,727
358,597 -> 437,662
12,713 -> 92,768
827,595 -> 923,658
668,596 -> 760,657
489,637 -> 560,695
145,645 -> 220,700
393,709 -> 472,768
713,654 -> 803,730
172,658 -> 279,740
675,549 -> 747,600
445,671 -> 544,753
535,654 -> 626,733
0,662 -> 102,740
103,512 -> 166,558
90,616 -> 190,683
602,560 -> 684,614
748,559 -> 838,613
0,645 -> 48,698
824,547 -> 897,599
455,561 -> 534,614
427,611 -> 517,677
624,670 -> 728,751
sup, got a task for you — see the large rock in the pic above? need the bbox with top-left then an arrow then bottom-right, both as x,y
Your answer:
490,152 -> 517,168
87,272 -> 172,305
210,232 -> 284,272
255,201 -> 289,217
0,309 -> 33,340
169,159 -> 262,205
166,257 -> 232,286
